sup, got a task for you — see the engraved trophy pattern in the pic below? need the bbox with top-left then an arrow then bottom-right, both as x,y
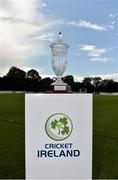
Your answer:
50,32 -> 69,86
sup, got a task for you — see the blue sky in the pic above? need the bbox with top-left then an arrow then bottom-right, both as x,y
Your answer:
0,0 -> 118,80
42,0 -> 118,76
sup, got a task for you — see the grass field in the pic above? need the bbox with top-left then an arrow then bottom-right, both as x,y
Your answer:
0,94 -> 25,179
93,95 -> 118,179
0,94 -> 118,179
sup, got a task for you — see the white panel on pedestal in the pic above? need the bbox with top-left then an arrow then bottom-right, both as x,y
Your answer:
25,94 -> 92,179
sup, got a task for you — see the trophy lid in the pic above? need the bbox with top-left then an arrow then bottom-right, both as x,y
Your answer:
50,32 -> 69,49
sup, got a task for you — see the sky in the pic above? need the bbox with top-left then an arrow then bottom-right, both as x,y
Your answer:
0,0 -> 118,81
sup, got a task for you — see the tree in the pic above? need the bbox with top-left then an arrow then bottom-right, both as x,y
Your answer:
72,82 -> 83,92
99,79 -> 118,92
92,77 -> 102,87
39,77 -> 53,92
82,77 -> 92,85
6,66 -> 26,79
92,77 -> 102,93
82,77 -> 94,93
0,66 -> 118,92
26,69 -> 41,80
63,75 -> 74,85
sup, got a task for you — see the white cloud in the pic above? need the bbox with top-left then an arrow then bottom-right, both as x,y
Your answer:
75,73 -> 118,82
79,44 -> 96,51
79,20 -> 108,31
74,73 -> 118,82
37,33 -> 55,42
109,13 -> 118,18
42,3 -> 47,7
91,57 -> 112,62
73,73 -> 118,82
93,73 -> 118,82
108,45 -> 118,51
73,75 -> 84,82
0,0 -> 63,76
67,19 -> 113,31
40,73 -> 118,82
111,21 -> 116,25
78,44 -> 111,62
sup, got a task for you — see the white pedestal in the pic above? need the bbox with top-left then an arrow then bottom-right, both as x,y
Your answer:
25,94 -> 92,179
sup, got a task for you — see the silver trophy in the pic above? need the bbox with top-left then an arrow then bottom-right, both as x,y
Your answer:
50,32 -> 69,91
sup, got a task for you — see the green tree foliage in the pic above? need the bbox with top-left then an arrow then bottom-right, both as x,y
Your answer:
39,78 -> 53,92
26,69 -> 41,80
98,79 -> 118,92
82,77 -> 94,93
63,75 -> 74,85
82,77 -> 92,85
7,66 -> 26,79
92,77 -> 102,93
92,77 -> 102,88
0,66 -> 118,92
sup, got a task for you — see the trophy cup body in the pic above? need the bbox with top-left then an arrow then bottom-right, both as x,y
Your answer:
49,32 -> 70,92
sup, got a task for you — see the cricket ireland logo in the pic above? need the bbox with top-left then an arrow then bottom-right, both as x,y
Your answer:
45,113 -> 73,141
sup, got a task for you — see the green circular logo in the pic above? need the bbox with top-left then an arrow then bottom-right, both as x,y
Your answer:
45,113 -> 73,141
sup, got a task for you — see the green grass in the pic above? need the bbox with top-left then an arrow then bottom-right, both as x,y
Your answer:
93,95 -> 118,179
0,94 -> 25,179
0,94 -> 118,179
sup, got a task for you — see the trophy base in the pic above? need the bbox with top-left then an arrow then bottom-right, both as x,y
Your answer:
47,78 -> 72,93
47,84 -> 72,93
